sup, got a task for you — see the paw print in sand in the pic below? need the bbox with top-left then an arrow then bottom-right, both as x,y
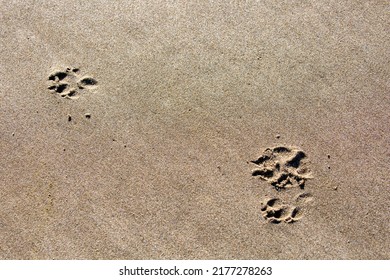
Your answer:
251,146 -> 312,191
251,146 -> 314,224
259,193 -> 313,224
260,197 -> 303,224
47,67 -> 97,100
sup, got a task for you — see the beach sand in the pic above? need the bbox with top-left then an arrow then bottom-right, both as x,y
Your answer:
0,0 -> 389,259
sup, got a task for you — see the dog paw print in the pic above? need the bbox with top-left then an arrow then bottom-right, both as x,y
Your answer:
251,146 -> 312,191
260,198 -> 303,224
251,146 -> 314,224
260,193 -> 313,224
47,67 -> 98,100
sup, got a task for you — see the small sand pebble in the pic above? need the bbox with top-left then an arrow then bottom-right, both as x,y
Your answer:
276,134 -> 281,139
333,186 -> 338,190
68,115 -> 72,122
85,113 -> 91,119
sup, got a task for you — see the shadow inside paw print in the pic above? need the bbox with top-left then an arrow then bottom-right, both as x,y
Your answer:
47,67 -> 97,99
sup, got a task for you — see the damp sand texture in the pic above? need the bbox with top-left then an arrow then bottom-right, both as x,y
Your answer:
0,1 -> 389,259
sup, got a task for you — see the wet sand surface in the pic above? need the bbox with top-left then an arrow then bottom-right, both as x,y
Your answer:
0,1 -> 389,259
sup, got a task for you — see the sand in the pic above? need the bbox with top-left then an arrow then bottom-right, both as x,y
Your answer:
0,0 -> 389,259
